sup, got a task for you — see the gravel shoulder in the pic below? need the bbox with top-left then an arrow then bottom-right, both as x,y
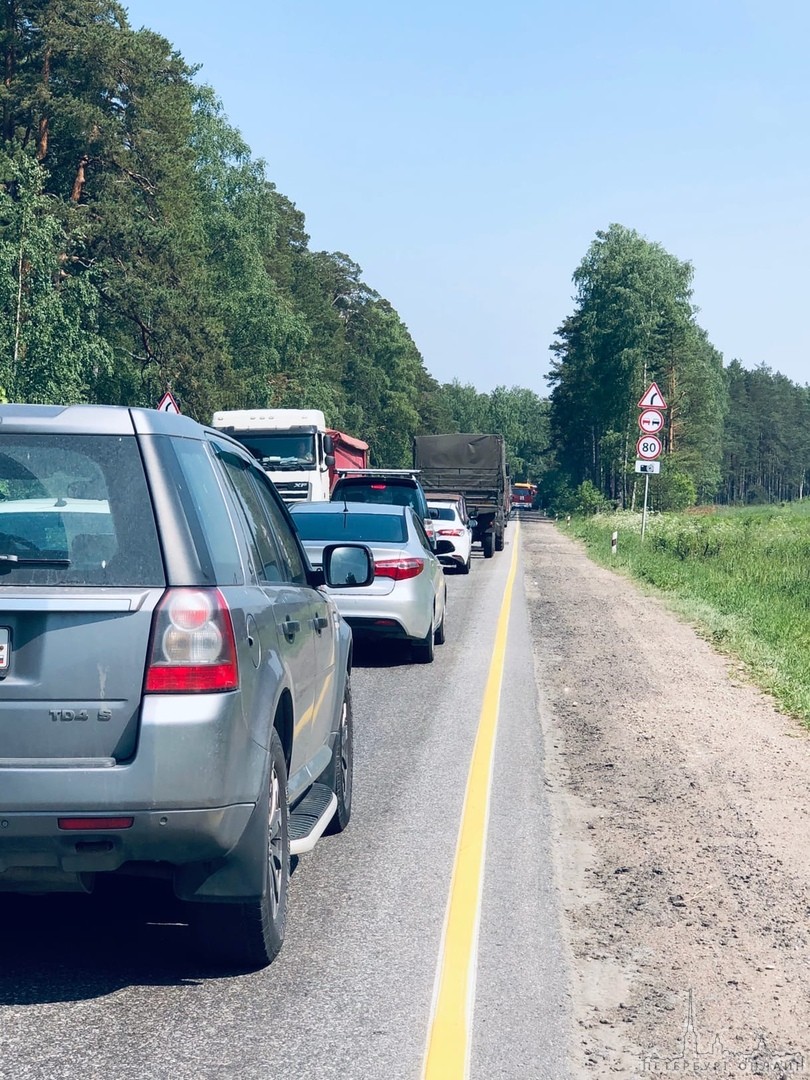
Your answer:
521,516 -> 810,1077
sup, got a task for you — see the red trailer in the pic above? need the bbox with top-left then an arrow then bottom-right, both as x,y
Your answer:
327,430 -> 369,490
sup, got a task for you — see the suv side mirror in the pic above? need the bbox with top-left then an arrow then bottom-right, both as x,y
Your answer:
322,544 -> 375,588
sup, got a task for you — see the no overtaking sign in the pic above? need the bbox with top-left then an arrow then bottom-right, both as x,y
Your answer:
638,409 -> 665,434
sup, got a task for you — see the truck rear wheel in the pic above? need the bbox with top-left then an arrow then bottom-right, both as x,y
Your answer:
495,527 -> 505,551
483,531 -> 494,559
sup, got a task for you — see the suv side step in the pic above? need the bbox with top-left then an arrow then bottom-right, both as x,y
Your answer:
289,784 -> 337,856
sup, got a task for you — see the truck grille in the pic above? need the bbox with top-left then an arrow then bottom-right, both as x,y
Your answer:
274,481 -> 309,502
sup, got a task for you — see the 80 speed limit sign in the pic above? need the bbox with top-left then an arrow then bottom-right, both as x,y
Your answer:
636,434 -> 662,460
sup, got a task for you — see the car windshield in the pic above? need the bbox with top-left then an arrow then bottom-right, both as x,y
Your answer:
293,511 -> 407,544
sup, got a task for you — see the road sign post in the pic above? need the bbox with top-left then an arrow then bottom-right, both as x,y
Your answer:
636,382 -> 667,542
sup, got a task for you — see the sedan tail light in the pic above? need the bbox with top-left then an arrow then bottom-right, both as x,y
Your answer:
437,528 -> 465,537
374,558 -> 425,581
145,588 -> 239,693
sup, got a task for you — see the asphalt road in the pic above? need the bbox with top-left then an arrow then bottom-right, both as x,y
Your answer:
0,516 -> 571,1080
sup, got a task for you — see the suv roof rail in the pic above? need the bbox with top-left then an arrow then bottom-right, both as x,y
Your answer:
336,468 -> 421,477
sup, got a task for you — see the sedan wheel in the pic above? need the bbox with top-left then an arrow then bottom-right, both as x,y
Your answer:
412,608 -> 436,663
322,676 -> 354,835
434,602 -> 446,645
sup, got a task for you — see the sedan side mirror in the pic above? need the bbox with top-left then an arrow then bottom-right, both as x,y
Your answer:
322,544 -> 375,588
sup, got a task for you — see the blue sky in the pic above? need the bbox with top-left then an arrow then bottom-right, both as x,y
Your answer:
124,0 -> 809,394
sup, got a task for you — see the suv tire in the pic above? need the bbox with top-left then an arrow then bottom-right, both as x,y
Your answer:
191,728 -> 290,970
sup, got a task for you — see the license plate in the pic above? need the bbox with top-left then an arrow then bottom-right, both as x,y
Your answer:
0,627 -> 9,671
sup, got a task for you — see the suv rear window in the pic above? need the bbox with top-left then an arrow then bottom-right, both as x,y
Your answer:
0,434 -> 163,586
332,478 -> 426,518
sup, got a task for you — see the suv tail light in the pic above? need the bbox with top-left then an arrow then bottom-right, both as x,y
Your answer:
438,528 -> 465,537
145,588 -> 239,693
374,558 -> 425,581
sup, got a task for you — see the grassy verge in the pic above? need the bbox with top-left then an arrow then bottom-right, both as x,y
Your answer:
561,504 -> 810,724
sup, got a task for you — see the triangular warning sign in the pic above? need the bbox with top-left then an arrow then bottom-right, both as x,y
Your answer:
157,391 -> 181,414
637,382 -> 667,409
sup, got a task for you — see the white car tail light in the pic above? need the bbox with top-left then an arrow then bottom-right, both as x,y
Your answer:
374,558 -> 425,581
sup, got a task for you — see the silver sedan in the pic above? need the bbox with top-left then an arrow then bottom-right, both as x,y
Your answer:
291,501 -> 448,663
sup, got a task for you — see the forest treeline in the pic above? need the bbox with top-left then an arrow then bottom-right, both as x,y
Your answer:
547,224 -> 809,511
0,4 -> 806,507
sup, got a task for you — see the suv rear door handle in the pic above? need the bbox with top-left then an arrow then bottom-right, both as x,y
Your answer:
312,615 -> 329,633
282,617 -> 300,642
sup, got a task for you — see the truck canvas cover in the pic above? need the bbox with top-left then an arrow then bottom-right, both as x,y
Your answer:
413,434 -> 505,510
414,434 -> 503,470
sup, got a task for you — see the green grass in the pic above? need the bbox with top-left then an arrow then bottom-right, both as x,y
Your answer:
561,503 -> 810,723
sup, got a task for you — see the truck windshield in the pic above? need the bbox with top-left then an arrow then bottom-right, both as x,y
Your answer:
230,432 -> 317,470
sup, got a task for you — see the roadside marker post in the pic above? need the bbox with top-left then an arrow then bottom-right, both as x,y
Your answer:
611,530 -> 618,556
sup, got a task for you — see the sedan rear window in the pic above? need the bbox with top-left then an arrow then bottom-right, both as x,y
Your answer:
0,434 -> 163,586
293,512 -> 407,544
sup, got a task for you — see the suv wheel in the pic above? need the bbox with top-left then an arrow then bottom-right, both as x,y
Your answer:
191,728 -> 290,970
322,676 -> 354,835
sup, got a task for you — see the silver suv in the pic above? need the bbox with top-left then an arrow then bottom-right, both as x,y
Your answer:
0,404 -> 373,969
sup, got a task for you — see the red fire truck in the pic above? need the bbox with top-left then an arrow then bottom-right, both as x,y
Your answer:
510,482 -> 537,511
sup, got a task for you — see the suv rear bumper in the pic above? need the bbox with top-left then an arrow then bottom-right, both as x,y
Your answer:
0,694 -> 272,897
0,803 -> 254,883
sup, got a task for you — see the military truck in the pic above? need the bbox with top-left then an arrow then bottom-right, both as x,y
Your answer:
413,433 -> 509,558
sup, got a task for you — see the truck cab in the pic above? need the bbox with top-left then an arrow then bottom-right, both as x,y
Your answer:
212,409 -> 334,503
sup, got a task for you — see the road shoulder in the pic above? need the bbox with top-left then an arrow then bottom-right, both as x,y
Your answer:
522,518 -> 810,1076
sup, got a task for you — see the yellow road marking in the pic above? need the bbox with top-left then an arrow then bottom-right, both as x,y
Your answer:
422,521 -> 521,1079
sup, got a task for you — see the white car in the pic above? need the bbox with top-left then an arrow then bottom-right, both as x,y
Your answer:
428,500 -> 473,574
292,501 -> 448,663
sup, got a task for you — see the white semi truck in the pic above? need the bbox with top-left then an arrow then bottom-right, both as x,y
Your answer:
211,409 -> 368,504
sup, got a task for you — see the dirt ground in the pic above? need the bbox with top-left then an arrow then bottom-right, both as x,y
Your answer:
521,516 -> 810,1079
